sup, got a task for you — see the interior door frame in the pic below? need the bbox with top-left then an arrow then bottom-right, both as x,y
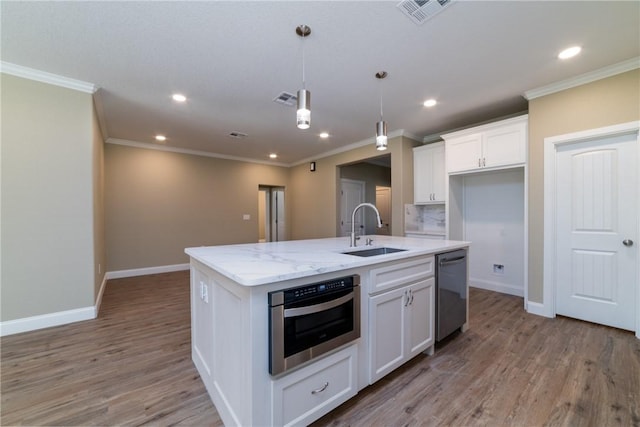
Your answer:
542,120 -> 640,338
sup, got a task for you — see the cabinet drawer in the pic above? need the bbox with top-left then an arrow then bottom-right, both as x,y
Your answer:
272,345 -> 357,427
369,257 -> 434,295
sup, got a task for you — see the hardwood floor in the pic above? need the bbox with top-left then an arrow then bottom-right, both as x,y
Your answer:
2,272 -> 639,426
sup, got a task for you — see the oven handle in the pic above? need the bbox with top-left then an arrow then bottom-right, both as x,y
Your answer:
284,291 -> 355,318
439,255 -> 466,267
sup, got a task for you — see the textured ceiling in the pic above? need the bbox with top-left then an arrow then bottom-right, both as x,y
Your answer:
2,1 -> 639,165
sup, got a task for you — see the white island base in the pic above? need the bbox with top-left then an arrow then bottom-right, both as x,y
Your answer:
186,236 -> 469,426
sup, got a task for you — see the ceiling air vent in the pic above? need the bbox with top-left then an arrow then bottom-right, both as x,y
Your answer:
397,0 -> 454,25
228,131 -> 248,139
273,91 -> 297,107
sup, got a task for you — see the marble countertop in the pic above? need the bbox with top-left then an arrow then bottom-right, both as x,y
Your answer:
185,235 -> 469,287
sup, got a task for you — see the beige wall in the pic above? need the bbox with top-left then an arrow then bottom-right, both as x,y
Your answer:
288,135 -> 418,240
104,144 -> 290,271
1,74 -> 101,321
92,102 -> 106,299
528,69 -> 640,303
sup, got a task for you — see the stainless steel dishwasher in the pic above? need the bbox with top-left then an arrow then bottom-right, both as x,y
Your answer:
435,249 -> 467,341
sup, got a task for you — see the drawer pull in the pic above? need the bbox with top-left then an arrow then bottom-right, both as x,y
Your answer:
311,382 -> 329,394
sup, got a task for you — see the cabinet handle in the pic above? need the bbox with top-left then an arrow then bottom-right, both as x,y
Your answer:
483,157 -> 486,167
311,382 -> 329,394
409,289 -> 414,305
478,158 -> 481,167
404,290 -> 410,307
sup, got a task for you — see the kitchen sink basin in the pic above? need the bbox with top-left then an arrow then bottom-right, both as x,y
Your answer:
342,247 -> 407,257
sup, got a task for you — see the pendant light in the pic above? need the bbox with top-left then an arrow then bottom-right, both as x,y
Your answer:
375,71 -> 388,151
296,25 -> 311,129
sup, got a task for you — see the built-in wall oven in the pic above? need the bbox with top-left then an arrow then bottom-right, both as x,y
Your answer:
268,274 -> 360,375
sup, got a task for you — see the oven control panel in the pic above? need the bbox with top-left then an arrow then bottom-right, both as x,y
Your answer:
268,274 -> 361,306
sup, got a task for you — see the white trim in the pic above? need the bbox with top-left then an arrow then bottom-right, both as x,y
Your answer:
0,61 -> 98,94
291,129 -> 407,167
93,89 -> 109,140
95,274 -> 108,316
526,301 -> 553,318
469,279 -> 524,298
109,131 -> 419,168
0,306 -> 95,337
105,263 -> 190,280
542,121 -> 640,337
524,57 -> 640,100
106,138 -> 289,167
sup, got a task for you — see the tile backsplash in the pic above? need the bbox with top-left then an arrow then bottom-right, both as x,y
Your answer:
404,204 -> 446,233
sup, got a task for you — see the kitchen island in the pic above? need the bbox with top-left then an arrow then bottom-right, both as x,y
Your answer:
185,235 -> 469,426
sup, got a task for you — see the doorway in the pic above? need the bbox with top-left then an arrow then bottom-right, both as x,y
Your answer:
375,186 -> 391,235
339,179 -> 365,237
338,155 -> 392,237
544,121 -> 639,335
258,186 -> 285,242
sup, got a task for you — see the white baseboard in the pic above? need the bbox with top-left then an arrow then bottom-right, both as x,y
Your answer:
470,278 -> 524,297
105,263 -> 190,280
1,264 -> 190,337
95,273 -> 108,316
526,300 -> 554,318
0,306 -> 95,337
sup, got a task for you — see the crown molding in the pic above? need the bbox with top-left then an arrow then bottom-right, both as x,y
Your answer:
523,56 -> 640,100
291,129 -> 407,166
106,138 -> 289,167
0,61 -> 98,94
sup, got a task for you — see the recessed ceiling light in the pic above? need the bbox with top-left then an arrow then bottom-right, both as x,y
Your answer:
155,135 -> 167,142
423,99 -> 437,107
319,132 -> 330,139
558,46 -> 581,60
269,153 -> 277,159
172,93 -> 187,102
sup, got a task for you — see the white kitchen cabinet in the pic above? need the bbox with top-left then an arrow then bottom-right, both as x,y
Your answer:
443,115 -> 527,174
271,344 -> 357,427
368,258 -> 435,384
414,142 -> 445,203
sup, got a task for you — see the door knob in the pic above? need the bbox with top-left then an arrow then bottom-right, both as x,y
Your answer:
623,239 -> 634,247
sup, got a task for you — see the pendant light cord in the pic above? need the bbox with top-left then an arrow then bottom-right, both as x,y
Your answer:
301,30 -> 306,89
379,81 -> 384,121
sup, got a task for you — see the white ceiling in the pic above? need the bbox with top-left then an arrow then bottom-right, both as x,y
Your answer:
2,1 -> 638,165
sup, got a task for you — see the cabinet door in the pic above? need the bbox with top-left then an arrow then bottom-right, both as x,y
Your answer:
446,133 -> 483,173
413,146 -> 432,204
483,122 -> 526,169
407,278 -> 435,358
431,144 -> 445,202
191,267 -> 214,382
369,287 -> 406,383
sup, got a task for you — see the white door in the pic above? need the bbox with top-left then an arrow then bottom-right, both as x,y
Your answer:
555,133 -> 637,330
272,187 -> 285,241
340,179 -> 364,237
375,186 -> 391,235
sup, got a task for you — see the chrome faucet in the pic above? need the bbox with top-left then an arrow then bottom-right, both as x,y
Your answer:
350,203 -> 383,247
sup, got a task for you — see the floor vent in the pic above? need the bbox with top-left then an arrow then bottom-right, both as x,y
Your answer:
397,0 -> 454,25
273,91 -> 297,107
228,131 -> 248,139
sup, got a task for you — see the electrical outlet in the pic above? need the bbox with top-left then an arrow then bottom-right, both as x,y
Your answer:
201,282 -> 209,303
493,264 -> 505,275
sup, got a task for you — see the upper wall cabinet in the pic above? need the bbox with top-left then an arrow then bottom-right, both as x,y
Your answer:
442,115 -> 528,174
413,142 -> 445,204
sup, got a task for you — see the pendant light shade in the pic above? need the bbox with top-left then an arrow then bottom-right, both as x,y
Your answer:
297,88 -> 311,129
376,120 -> 388,151
375,71 -> 388,151
296,25 -> 311,130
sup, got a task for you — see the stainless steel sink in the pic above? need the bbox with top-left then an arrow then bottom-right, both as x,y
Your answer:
342,247 -> 407,257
